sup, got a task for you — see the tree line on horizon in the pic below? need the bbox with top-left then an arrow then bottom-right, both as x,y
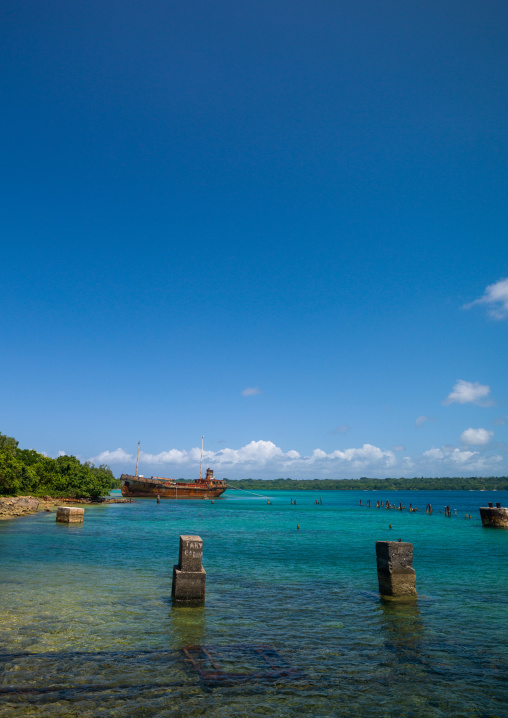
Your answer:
0,432 -> 116,499
226,476 -> 508,491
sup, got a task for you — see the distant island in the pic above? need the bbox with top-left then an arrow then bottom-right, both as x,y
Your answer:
227,476 -> 508,491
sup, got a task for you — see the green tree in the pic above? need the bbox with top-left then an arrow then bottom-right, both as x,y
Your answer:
0,432 -> 19,452
0,430 -> 115,498
0,450 -> 24,494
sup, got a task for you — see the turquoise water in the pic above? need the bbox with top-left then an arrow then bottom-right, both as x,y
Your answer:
1,489 -> 507,717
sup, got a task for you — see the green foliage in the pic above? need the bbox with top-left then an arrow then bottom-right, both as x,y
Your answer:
90,464 -> 120,489
227,476 -> 508,491
0,433 -> 19,452
0,431 -> 116,499
0,449 -> 35,495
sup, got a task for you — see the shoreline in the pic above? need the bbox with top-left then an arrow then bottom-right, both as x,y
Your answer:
0,495 -> 129,520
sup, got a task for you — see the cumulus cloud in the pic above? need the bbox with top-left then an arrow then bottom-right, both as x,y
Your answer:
443,380 -> 492,406
415,415 -> 434,427
286,449 -> 301,459
90,438 -> 507,479
423,446 -> 478,464
460,428 -> 494,446
90,440 -> 397,476
210,440 -> 285,465
141,449 -> 189,465
91,448 -> 134,464
241,387 -> 261,396
320,444 -> 396,468
422,444 -> 503,471
423,448 -> 444,460
464,278 -> 508,319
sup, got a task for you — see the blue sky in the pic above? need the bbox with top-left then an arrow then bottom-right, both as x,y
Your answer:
1,0 -> 507,479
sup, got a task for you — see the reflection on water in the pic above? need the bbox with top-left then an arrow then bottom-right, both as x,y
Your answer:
168,604 -> 206,648
0,489 -> 507,716
378,596 -> 423,661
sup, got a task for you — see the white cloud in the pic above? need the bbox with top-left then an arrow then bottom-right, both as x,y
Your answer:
241,387 -> 261,396
286,449 -> 301,459
448,448 -> 478,464
91,448 -> 134,464
423,448 -> 444,460
212,440 -> 285,465
415,415 -> 434,427
460,428 -> 494,446
443,379 -> 492,406
392,445 -> 406,452
422,443 -> 503,472
312,449 -> 327,460
90,440 -> 397,476
424,446 -> 478,464
141,449 -> 189,465
58,450 -> 66,456
90,438 -> 507,479
464,278 -> 508,319
324,444 -> 396,468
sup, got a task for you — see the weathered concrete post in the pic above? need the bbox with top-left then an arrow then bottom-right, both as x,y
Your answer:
479,504 -> 508,528
56,506 -> 84,523
172,535 -> 206,603
376,541 -> 416,597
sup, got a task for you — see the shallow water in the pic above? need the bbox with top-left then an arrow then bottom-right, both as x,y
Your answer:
1,489 -> 507,717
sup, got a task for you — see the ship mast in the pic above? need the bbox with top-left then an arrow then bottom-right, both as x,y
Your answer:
135,440 -> 140,477
200,435 -> 204,481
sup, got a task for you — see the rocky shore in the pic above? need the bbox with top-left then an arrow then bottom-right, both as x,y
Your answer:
0,495 -> 129,520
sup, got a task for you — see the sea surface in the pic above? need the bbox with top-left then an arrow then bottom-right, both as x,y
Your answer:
1,489 -> 507,717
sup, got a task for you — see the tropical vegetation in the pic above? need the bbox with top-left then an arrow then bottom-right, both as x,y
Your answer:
227,476 -> 508,491
0,432 -> 116,499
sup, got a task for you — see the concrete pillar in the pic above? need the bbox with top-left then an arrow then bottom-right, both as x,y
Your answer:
479,505 -> 508,528
376,541 -> 416,597
56,506 -> 84,523
172,535 -> 206,603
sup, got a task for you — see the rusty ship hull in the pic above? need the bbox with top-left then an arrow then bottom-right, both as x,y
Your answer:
120,469 -> 227,499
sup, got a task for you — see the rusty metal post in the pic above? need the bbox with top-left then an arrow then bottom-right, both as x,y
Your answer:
135,440 -> 140,476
